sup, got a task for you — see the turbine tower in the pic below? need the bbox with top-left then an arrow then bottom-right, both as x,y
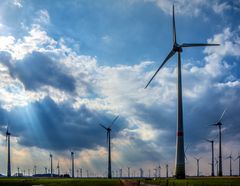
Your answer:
166,164 -> 168,178
210,108 -> 227,176
145,5 -> 219,179
235,153 -> 240,176
50,154 -> 53,177
6,126 -> 11,177
71,151 -> 74,178
99,115 -> 119,179
226,154 -> 232,176
128,167 -> 130,178
206,139 -> 215,176
158,165 -> 161,178
57,161 -> 60,177
215,158 -> 219,175
194,157 -> 201,177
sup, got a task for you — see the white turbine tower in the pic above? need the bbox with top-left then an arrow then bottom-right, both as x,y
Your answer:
6,126 -> 11,177
145,5 -> 219,179
194,157 -> 202,177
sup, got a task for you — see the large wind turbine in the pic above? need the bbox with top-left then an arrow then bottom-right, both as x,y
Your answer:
6,126 -> 11,177
206,138 -> 215,176
99,115 -> 119,179
210,108 -> 227,176
145,5 -> 219,179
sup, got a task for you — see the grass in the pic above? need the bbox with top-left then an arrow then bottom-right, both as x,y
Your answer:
0,177 -> 240,186
0,178 -> 122,186
142,177 -> 240,186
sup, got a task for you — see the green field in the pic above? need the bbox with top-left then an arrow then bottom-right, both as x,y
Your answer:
143,177 -> 240,186
0,178 -> 122,186
0,177 -> 240,186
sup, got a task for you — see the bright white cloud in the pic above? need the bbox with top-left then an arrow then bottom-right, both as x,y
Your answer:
13,0 -> 22,8
213,2 -> 231,14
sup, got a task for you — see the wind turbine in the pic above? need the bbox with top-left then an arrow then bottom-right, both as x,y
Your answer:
210,108 -> 227,176
128,167 -> 130,178
226,154 -> 232,176
34,165 -> 37,175
6,126 -> 11,177
57,161 -> 60,177
80,168 -> 83,178
215,158 -> 219,175
50,153 -> 53,177
158,165 -> 161,178
193,157 -> 202,177
99,115 -> 119,179
166,164 -> 168,178
71,151 -> 74,178
235,153 -> 240,176
205,138 -> 215,176
145,5 -> 219,179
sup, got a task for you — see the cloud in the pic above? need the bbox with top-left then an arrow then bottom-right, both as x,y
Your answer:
0,97 -> 127,151
213,2 -> 231,14
35,10 -> 50,25
145,0 -> 209,16
145,0 -> 233,16
13,0 -> 22,8
14,51 -> 75,92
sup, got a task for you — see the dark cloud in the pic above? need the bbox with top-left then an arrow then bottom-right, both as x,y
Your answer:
0,51 -> 75,92
0,97 -> 126,151
132,84 -> 240,156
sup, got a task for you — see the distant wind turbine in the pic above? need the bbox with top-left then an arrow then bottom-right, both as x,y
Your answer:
194,157 -> 202,177
158,165 -> 161,178
57,161 -> 60,176
99,115 -> 119,179
71,151 -> 75,178
210,108 -> 227,176
166,164 -> 168,178
205,138 -> 216,176
226,154 -> 232,176
6,126 -> 11,177
145,5 -> 219,179
215,158 -> 219,175
235,153 -> 240,176
50,154 -> 53,177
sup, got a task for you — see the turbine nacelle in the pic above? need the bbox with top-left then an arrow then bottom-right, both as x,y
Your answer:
212,122 -> 223,126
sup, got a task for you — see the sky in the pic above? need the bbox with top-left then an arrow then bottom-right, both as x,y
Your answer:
0,0 -> 239,177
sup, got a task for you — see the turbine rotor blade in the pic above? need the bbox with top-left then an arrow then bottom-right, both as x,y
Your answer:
217,107 -> 227,123
109,115 -> 119,128
181,43 -> 220,48
99,123 -> 108,130
205,139 -> 211,143
172,4 -> 177,45
145,49 -> 176,88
